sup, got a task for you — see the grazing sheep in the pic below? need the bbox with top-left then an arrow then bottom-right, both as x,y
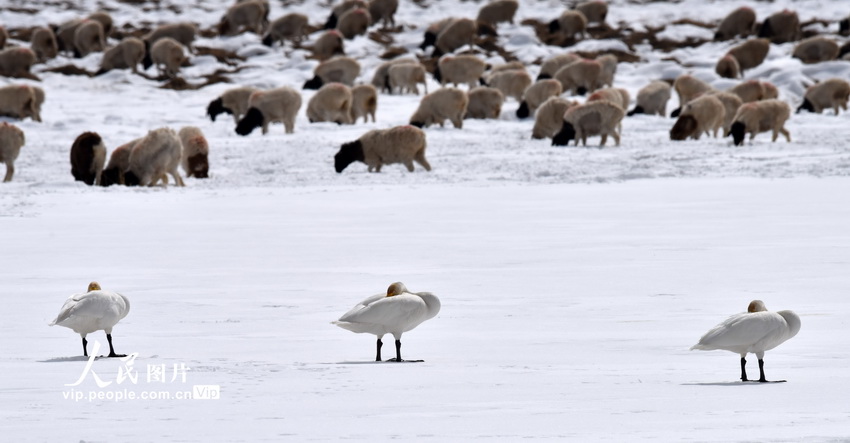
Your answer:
728,80 -> 778,103
433,55 -> 487,90
669,95 -> 725,141
706,90 -> 743,136
207,86 -> 260,124
792,37 -> 839,64
553,59 -> 601,95
124,128 -> 185,187
576,1 -> 608,25
324,0 -> 368,30
31,27 -> 58,62
0,123 -> 24,183
262,13 -> 309,46
548,10 -> 587,41
307,83 -> 354,125
758,10 -> 800,44
29,85 -> 45,122
587,87 -> 630,110
714,6 -> 756,41
797,78 -> 850,115
334,125 -> 430,173
101,140 -> 137,186
726,38 -> 770,74
536,53 -> 580,80
388,63 -> 428,95
70,132 -> 107,186
477,0 -> 519,27
311,30 -> 346,61
178,126 -> 209,179
369,0 -> 399,28
96,37 -> 145,75
0,85 -> 41,122
715,54 -> 740,79
409,88 -> 469,129
219,0 -> 268,36
55,19 -> 83,55
489,61 -> 526,75
532,97 -> 577,139
303,56 -> 361,89
73,20 -> 105,58
432,18 -> 477,57
371,57 -> 417,93
148,37 -> 185,78
337,8 -> 371,40
144,22 -> 197,49
465,86 -> 504,120
729,99 -> 791,146
236,86 -> 303,135
419,18 -> 456,51
595,53 -> 618,88
350,84 -> 378,123
628,81 -> 671,117
671,74 -> 713,116
88,11 -> 114,37
487,69 -> 532,102
0,48 -> 36,79
552,100 -> 624,147
517,79 -> 562,119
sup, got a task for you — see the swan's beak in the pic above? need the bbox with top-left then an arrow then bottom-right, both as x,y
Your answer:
88,282 -> 101,292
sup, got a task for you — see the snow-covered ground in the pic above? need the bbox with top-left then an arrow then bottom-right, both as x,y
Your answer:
2,0 -> 850,440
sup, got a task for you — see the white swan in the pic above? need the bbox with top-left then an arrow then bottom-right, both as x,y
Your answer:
49,282 -> 131,358
333,282 -> 441,362
691,300 -> 801,382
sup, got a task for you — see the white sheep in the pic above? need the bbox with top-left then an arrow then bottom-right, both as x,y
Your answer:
433,18 -> 477,57
178,126 -> 209,178
307,83 -> 353,125
369,0 -> 399,29
548,10 -> 587,41
669,95 -> 725,140
73,20 -> 105,57
70,132 -> 107,186
576,1 -> 608,25
487,69 -> 532,102
263,13 -> 309,46
434,55 -> 487,90
350,84 -> 378,123
797,78 -> 850,115
671,74 -> 713,116
336,8 -> 371,40
537,53 -> 580,80
792,36 -> 839,64
706,90 -> 743,136
587,87 -> 630,111
0,122 -> 25,183
553,59 -> 601,95
149,37 -> 185,78
144,22 -> 197,50
235,86 -> 303,135
97,37 -> 145,75
627,81 -> 671,117
0,47 -> 37,79
552,100 -> 624,147
219,0 -> 268,36
371,57 -> 418,93
465,87 -> 504,120
303,56 -> 361,90
728,80 -> 778,103
334,125 -> 430,173
125,127 -> 185,187
388,63 -> 428,95
532,97 -> 577,139
715,6 -> 756,40
729,99 -> 791,146
208,86 -> 260,124
477,0 -> 519,27
409,88 -> 469,129
516,79 -> 562,119
0,85 -> 40,122
323,0 -> 368,29
31,27 -> 58,62
311,30 -> 346,61
596,54 -> 618,88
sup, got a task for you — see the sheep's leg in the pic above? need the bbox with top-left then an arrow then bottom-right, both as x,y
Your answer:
374,163 -> 382,173
284,119 -> 294,134
262,122 -> 269,135
170,169 -> 185,187
780,127 -> 791,142
403,160 -> 415,172
423,80 -> 428,94
613,129 -> 621,146
415,150 -> 431,171
95,170 -> 102,186
3,162 -> 13,182
771,128 -> 779,142
452,116 -> 463,129
600,133 -> 607,146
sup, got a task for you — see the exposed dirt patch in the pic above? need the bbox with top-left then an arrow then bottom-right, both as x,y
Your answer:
195,46 -> 245,66
380,47 -> 408,59
42,65 -> 91,77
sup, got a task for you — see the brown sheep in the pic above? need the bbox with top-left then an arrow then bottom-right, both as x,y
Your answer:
31,27 -> 58,62
532,97 -> 577,139
311,30 -> 346,61
576,1 -> 608,25
55,19 -> 83,55
517,79 -> 562,119
70,132 -> 107,186
715,6 -> 756,41
706,90 -> 744,136
334,125 -> 430,173
369,0 -> 399,29
628,81 -> 671,117
434,55 -> 487,90
726,38 -> 770,74
307,83 -> 354,125
537,53 -> 580,80
337,8 -> 371,40
73,20 -> 105,58
487,69 -> 532,102
670,74 -> 713,116
219,0 -> 269,36
0,122 -> 25,183
728,80 -> 778,103
548,10 -> 587,41
324,0 -> 369,30
758,10 -> 800,44
263,13 -> 309,46
351,84 -> 378,123
433,18 -> 477,57
553,59 -> 601,95
0,85 -> 40,122
388,63 -> 428,95
792,37 -> 839,64
149,37 -> 185,78
178,126 -> 209,179
0,48 -> 37,79
236,87 -> 303,135
596,53 -> 618,88
88,11 -> 114,37
587,87 -> 630,111
477,0 -> 519,27
303,56 -> 361,89
371,58 -> 418,93
144,22 -> 197,49
208,86 -> 260,124
409,88 -> 469,129
552,100 -> 624,147
419,17 -> 456,51
669,95 -> 725,141
101,140 -> 137,186
715,54 -> 741,79
729,99 -> 791,146
797,78 -> 850,115
97,37 -> 146,75
465,86 -> 504,120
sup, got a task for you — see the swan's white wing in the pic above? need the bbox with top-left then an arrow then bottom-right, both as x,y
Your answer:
51,291 -> 129,327
337,293 -> 386,321
693,312 -> 785,350
50,293 -> 87,326
338,294 -> 426,327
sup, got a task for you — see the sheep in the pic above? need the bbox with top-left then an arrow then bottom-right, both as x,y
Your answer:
0,85 -> 40,122
388,63 -> 428,95
334,125 -> 430,173
432,18 -> 477,57
553,59 -> 601,95
516,79 -> 562,119
235,86 -> 303,135
792,37 -> 839,64
489,61 -> 526,74
576,1 -> 608,25
715,54 -> 740,79
0,47 -> 37,79
796,78 -> 850,115
31,27 -> 58,62
307,83 -> 353,125
758,9 -> 800,44
532,97 -> 577,139
262,13 -> 309,46
208,86 -> 260,124
219,0 -> 268,36
706,90 -> 743,136
728,80 -> 778,103
148,37 -> 185,78
311,30 -> 346,61
548,10 -> 587,41
124,128 -> 185,187
596,53 -> 618,88
419,18 -> 456,51
465,86 -> 504,120
73,20 -> 105,58
178,126 -> 209,179
88,11 -> 114,37
371,57 -> 417,93
670,74 -> 712,116
0,123 -> 25,183
536,53 -> 580,80
477,0 -> 519,27
350,84 -> 378,123
144,22 -> 197,49
552,100 -> 625,147
486,69 -> 531,103
409,87 -> 469,129
587,87 -> 630,110
729,99 -> 791,146
433,55 -> 487,90
0,26 -> 7,50
714,6 -> 756,41
29,85 -> 45,122
369,0 -> 399,29
627,81 -> 671,117
96,37 -> 145,75
669,95 -> 725,141
303,56 -> 361,90
101,139 -> 137,186
726,38 -> 769,74
324,0 -> 368,30
842,16 -> 850,36
70,132 -> 107,186
55,19 -> 83,55
337,8 -> 371,40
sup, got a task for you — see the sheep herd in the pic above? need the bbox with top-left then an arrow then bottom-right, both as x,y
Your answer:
1,0 -> 850,186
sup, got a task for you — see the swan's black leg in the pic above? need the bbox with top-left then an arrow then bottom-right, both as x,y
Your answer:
740,357 -> 748,381
758,359 -> 767,382
394,339 -> 402,362
82,336 -> 88,357
376,338 -> 383,361
106,333 -> 126,358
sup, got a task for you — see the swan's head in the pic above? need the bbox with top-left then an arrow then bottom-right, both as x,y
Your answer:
748,300 -> 767,312
88,281 -> 101,292
386,282 -> 408,297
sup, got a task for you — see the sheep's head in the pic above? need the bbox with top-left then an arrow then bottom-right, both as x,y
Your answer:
123,170 -> 142,186
261,34 -> 274,47
187,153 -> 209,178
548,19 -> 561,34
419,31 -> 437,50
100,167 -> 123,187
841,18 -> 850,35
477,22 -> 497,37
432,65 -> 442,83
670,107 -> 681,118
669,115 -> 697,141
303,75 -> 324,90
142,40 -> 152,70
218,18 -> 231,36
516,101 -> 530,119
235,107 -> 263,136
627,105 -> 644,116
730,121 -> 747,146
551,121 -> 576,146
334,140 -> 365,173
409,120 -> 425,129
757,18 -> 773,39
323,12 -> 338,30
207,97 -> 230,122
796,98 -> 814,114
